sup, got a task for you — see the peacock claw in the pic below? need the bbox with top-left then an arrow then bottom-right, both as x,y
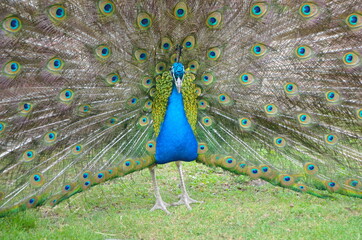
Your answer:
171,193 -> 203,210
150,200 -> 171,214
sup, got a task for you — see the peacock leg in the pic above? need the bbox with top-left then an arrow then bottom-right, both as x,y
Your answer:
172,161 -> 203,210
149,165 -> 170,214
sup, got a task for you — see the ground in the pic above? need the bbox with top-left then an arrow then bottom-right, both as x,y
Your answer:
0,162 -> 361,240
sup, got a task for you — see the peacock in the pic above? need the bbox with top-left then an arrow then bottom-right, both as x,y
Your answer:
0,0 -> 361,217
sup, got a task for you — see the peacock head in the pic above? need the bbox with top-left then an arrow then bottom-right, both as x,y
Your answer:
171,62 -> 185,93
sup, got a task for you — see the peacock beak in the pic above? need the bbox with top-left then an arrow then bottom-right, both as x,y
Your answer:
175,77 -> 182,93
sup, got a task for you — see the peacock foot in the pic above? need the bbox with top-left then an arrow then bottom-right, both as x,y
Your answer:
150,199 -> 171,214
171,193 -> 203,210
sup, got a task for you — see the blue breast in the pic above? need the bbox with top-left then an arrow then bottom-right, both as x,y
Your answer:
155,86 -> 198,164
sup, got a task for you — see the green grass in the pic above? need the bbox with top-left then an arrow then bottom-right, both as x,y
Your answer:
0,162 -> 361,240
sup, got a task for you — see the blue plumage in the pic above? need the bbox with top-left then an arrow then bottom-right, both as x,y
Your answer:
155,85 -> 198,164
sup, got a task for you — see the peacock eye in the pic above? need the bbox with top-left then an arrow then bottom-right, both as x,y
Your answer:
343,52 -> 360,67
251,43 -> 267,57
295,45 -> 312,59
47,57 -> 64,72
207,47 -> 221,60
98,0 -> 115,16
346,13 -> 362,28
161,37 -> 173,51
59,89 -> 74,102
2,16 -> 22,33
299,3 -> 319,19
284,82 -> 298,95
48,5 -> 67,21
4,61 -> 21,76
250,2 -> 268,18
182,36 -> 196,50
155,62 -> 167,74
134,49 -> 148,63
206,12 -> 222,28
264,104 -> 278,116
174,2 -> 188,20
137,13 -> 152,30
95,45 -> 111,59
218,94 -> 232,105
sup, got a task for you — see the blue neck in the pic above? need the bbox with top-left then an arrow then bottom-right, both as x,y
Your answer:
155,86 -> 198,164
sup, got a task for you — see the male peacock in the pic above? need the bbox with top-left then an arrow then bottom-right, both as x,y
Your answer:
0,0 -> 361,217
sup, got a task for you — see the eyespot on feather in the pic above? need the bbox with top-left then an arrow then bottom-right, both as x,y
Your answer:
47,57 -> 64,72
94,171 -> 108,183
79,171 -> 92,182
146,140 -> 156,153
325,90 -> 341,103
98,0 -> 115,16
142,76 -> 153,89
72,144 -> 83,155
155,62 -> 167,74
201,116 -> 213,127
138,116 -> 150,127
246,166 -> 262,179
183,36 -> 196,50
234,162 -> 248,174
207,47 -> 221,60
174,2 -> 188,20
357,108 -> 362,120
26,196 -> 39,208
134,49 -> 148,63
30,173 -> 45,187
48,5 -> 67,21
22,150 -> 37,162
299,2 -> 319,19
106,117 -> 118,127
198,142 -> 208,154
297,113 -> 312,125
239,117 -> 252,130
251,43 -> 267,57
2,16 -> 22,33
206,12 -> 222,28
218,93 -> 232,105
127,97 -> 139,107
95,45 -> 111,60
161,37 -> 173,51
44,131 -> 58,144
345,179 -> 360,188
239,73 -> 255,86
188,60 -> 199,73
201,73 -> 214,86
105,73 -> 121,85
220,156 -> 237,170
304,162 -> 318,175
119,159 -> 136,175
295,45 -> 312,59
19,102 -> 33,114
259,165 -> 276,179
198,99 -> 209,110
0,122 -> 6,134
264,104 -> 278,115
59,89 -> 74,102
137,12 -> 152,30
346,13 -> 362,29
250,2 -> 268,18
274,137 -> 286,148
62,182 -> 76,194
4,61 -> 21,76
284,82 -> 298,95
143,100 -> 152,112
278,174 -> 295,186
325,181 -> 340,192
343,52 -> 360,67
